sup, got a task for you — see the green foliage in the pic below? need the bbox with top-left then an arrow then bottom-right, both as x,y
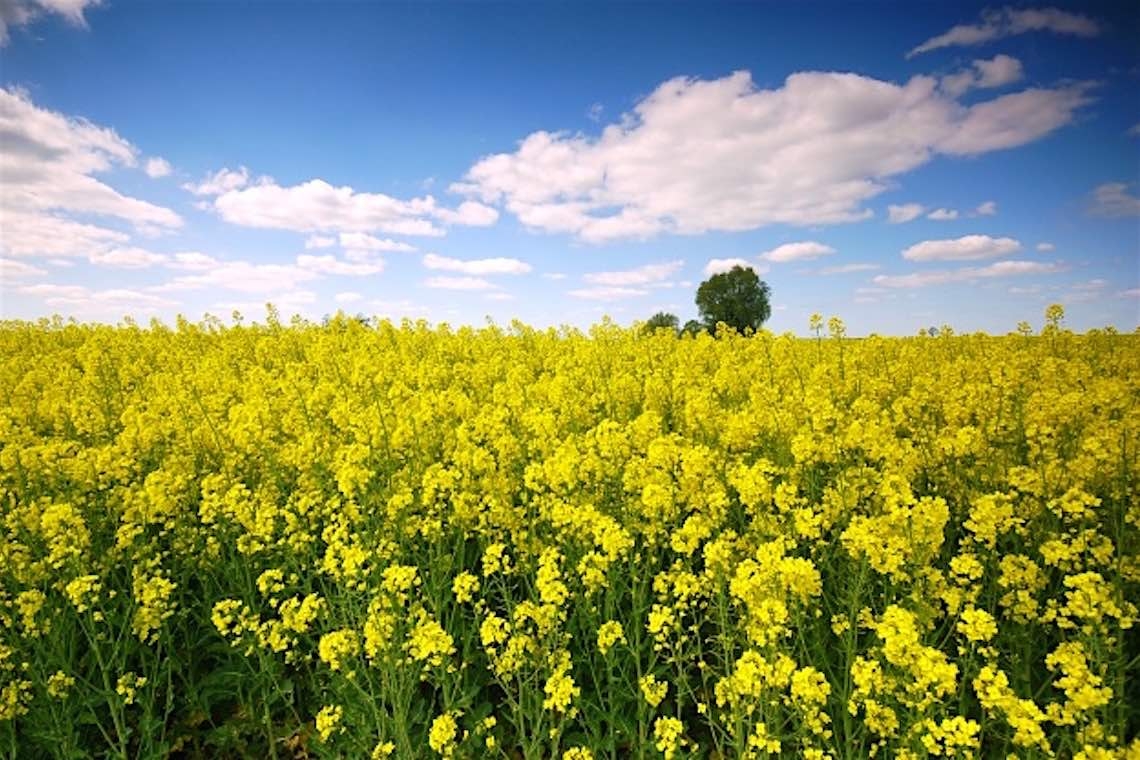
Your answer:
642,312 -> 680,335
694,265 -> 771,335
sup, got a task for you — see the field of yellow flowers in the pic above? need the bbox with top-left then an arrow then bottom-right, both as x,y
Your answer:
1,310 -> 1137,759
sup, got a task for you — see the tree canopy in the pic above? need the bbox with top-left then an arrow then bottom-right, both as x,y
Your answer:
643,312 -> 680,334
695,265 -> 772,334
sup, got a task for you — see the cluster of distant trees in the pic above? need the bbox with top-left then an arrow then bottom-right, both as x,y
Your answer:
644,265 -> 771,336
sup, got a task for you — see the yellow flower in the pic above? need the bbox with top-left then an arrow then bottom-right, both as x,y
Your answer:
596,620 -> 626,655
640,674 -> 668,708
315,704 -> 343,742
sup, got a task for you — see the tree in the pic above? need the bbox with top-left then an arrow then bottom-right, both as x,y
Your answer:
681,319 -> 704,337
694,265 -> 771,334
643,312 -> 680,335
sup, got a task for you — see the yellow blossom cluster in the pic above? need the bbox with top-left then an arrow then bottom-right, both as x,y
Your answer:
0,313 -> 1136,757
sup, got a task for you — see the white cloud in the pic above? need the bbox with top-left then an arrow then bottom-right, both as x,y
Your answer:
485,292 -> 514,302
909,7 -> 1100,57
168,251 -> 218,271
759,241 -> 835,263
541,272 -> 568,280
1129,123 -> 1140,138
0,257 -> 46,279
975,55 -> 1024,88
197,175 -> 498,238
88,247 -> 168,269
1090,183 -> 1140,217
874,259 -> 1062,288
19,282 -> 177,314
422,253 -> 531,275
888,203 -> 926,223
587,103 -> 604,122
182,166 -> 250,196
453,70 -> 1092,242
143,157 -> 172,178
1,0 -> 101,45
927,208 -> 959,220
975,200 -> 997,216
334,291 -> 364,305
1064,279 -> 1110,303
431,200 -> 500,227
423,276 -> 497,291
703,257 -> 752,276
153,260 -> 319,294
583,260 -> 683,286
820,262 -> 880,275
0,88 -> 182,261
1036,242 -> 1055,252
902,234 -> 1021,261
567,286 -> 650,301
338,232 -> 416,253
940,55 -> 1024,96
1119,288 -> 1140,299
296,254 -> 385,276
304,235 -> 337,249
0,209 -> 129,258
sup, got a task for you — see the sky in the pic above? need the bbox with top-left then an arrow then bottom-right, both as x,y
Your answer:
1,1 -> 1138,335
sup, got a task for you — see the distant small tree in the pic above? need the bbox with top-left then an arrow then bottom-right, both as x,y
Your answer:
681,319 -> 703,337
643,312 -> 680,335
695,265 -> 772,334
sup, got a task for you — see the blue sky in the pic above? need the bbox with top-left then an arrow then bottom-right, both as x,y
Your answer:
1,1 -> 1137,334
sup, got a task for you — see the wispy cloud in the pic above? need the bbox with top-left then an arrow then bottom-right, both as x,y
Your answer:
874,259 -> 1063,288
909,7 -> 1100,57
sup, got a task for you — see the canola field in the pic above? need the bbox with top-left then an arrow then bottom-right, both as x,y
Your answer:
1,313 -> 1137,759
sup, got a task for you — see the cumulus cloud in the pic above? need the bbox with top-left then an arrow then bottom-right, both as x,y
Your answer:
567,286 -> 650,301
541,272 -> 568,280
1036,242 -> 1055,252
453,71 -> 1091,243
874,259 -> 1062,288
18,283 -> 177,315
334,292 -> 364,305
1089,183 -> 1140,217
820,262 -> 880,275
902,234 -> 1021,261
0,257 -> 47,279
975,200 -> 997,216
423,276 -> 498,291
0,0 -> 101,45
168,252 -> 219,271
190,173 -> 499,238
927,208 -> 959,220
182,166 -> 250,196
703,257 -> 752,276
940,55 -> 1024,97
88,247 -> 168,269
143,157 -> 172,178
296,254 -> 385,276
582,260 -> 683,286
422,253 -> 532,275
304,235 -> 337,249
888,203 -> 926,223
909,7 -> 1100,57
338,232 -> 416,253
759,242 -> 835,263
0,87 -> 182,262
153,260 -> 319,294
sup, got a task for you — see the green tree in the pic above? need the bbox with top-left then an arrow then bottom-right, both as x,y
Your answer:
643,312 -> 680,335
694,265 -> 772,334
681,319 -> 704,337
